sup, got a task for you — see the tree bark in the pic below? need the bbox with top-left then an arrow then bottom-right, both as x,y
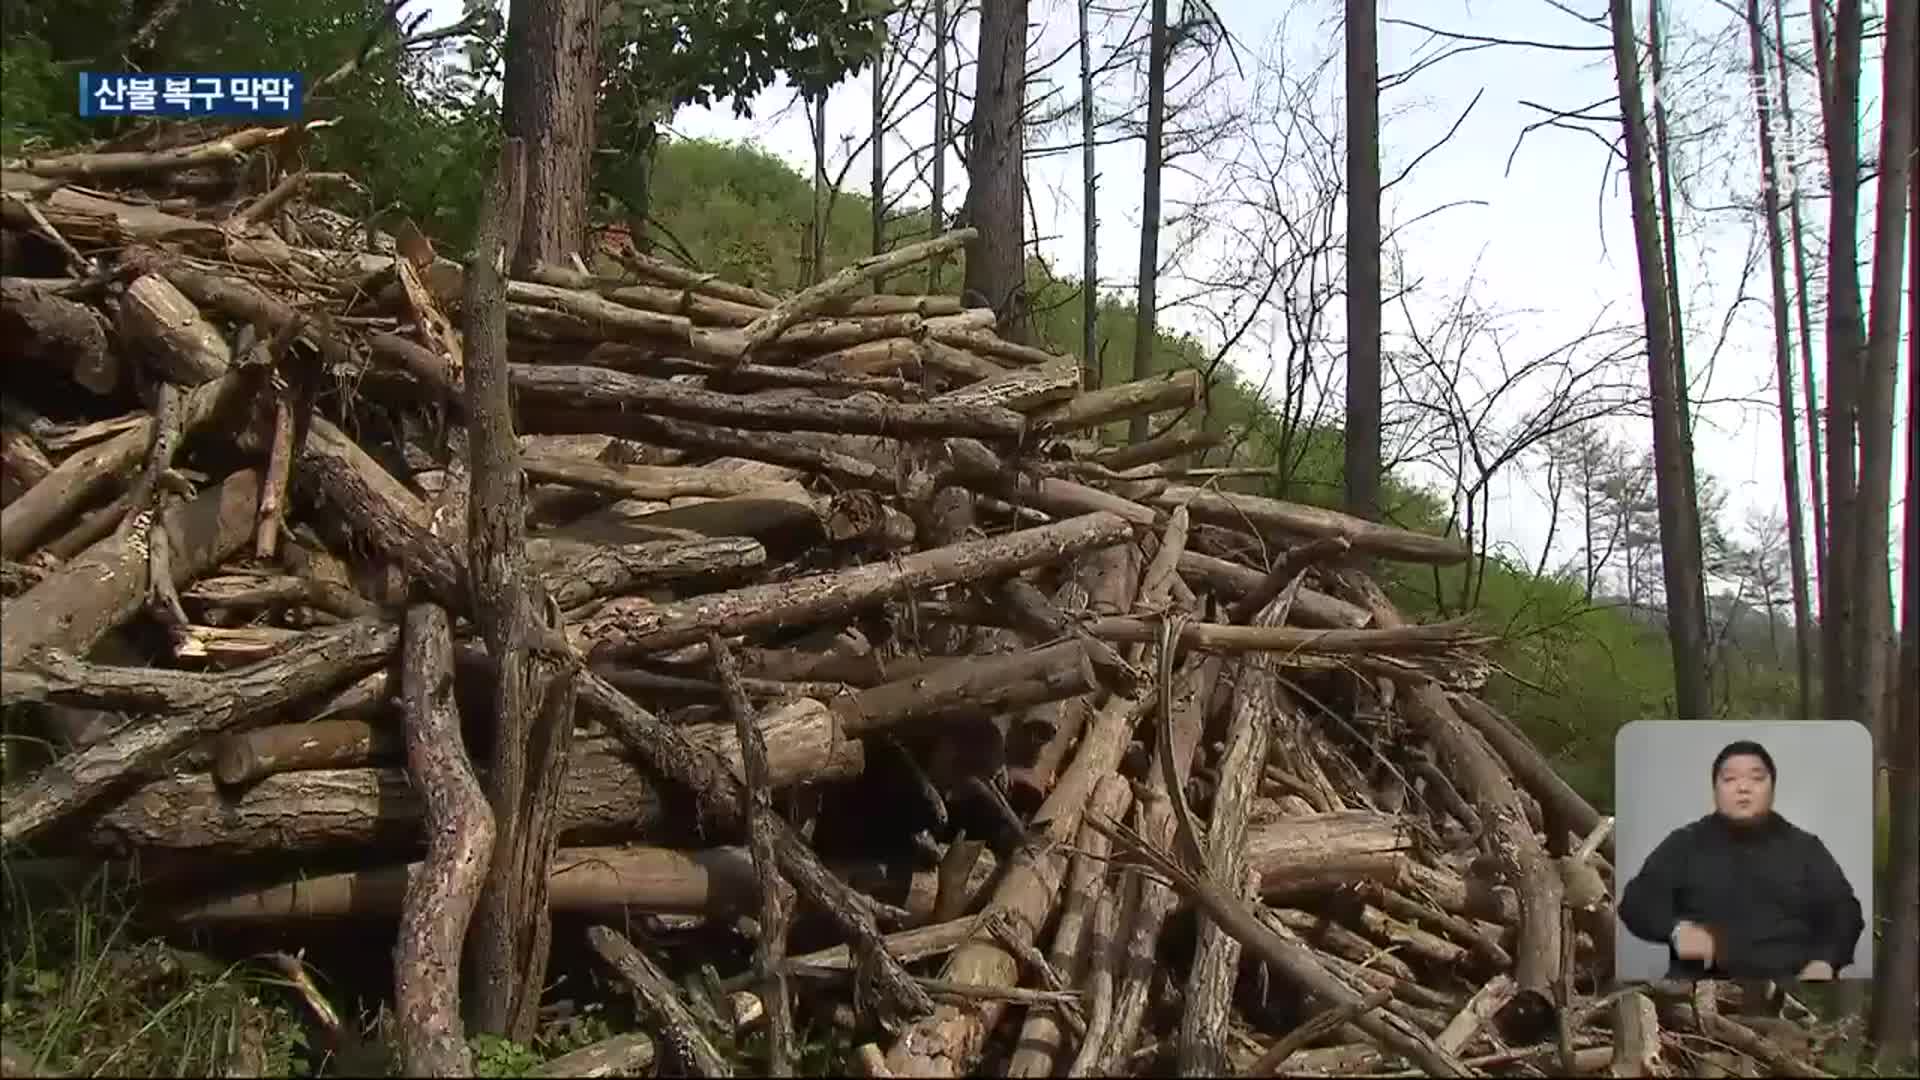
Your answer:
964,0 -> 1030,342
1343,0 -> 1381,519
500,0 -> 601,273
2,278 -> 115,393
1,469 -> 261,670
393,604 -> 492,1078
2,617 -> 398,846
85,717 -> 865,856
575,512 -> 1132,658
1605,0 -> 1712,719
1128,0 -> 1169,444
510,364 -> 1023,440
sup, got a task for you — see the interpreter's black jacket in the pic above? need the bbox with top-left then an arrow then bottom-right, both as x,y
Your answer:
1618,810 -> 1864,980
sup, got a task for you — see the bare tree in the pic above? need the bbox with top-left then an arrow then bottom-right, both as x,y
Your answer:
1818,0 -> 1866,729
927,0 -> 952,292
1645,0 -> 1705,536
1850,0 -> 1914,751
1743,0 -> 1815,721
1606,0 -> 1713,718
1869,121 -> 1918,1052
1343,0 -> 1381,518
1770,0 -> 1828,585
1079,0 -> 1099,389
873,25 -> 888,267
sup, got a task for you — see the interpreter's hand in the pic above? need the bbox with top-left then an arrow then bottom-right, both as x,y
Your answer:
1671,920 -> 1716,964
1797,960 -> 1834,981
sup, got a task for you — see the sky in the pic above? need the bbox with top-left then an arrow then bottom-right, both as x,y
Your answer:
426,0 -> 1909,606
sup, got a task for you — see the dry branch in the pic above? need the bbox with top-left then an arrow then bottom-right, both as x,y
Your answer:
393,603 -> 492,1077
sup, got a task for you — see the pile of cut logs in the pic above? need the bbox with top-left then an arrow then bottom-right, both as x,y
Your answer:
0,126 -> 1834,1077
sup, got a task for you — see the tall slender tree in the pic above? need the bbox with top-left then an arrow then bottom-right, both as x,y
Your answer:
1770,0 -> 1828,587
1850,0 -> 1914,751
872,29 -> 886,266
1819,0 -> 1866,728
929,0 -> 948,292
1128,0 -> 1170,442
1646,0 -> 1704,541
1744,0 -> 1815,721
1867,88 -> 1918,1055
1079,0 -> 1099,390
1606,0 -> 1712,719
1343,0 -> 1381,519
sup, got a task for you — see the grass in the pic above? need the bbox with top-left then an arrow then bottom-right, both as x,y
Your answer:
0,862 -> 310,1077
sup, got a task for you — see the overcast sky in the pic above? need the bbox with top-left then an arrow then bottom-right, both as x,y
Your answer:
432,0 -> 1909,604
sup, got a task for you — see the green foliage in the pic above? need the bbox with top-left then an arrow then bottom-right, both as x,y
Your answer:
467,1034 -> 545,1077
1,864 -> 309,1078
604,0 -> 889,112
0,36 -> 90,154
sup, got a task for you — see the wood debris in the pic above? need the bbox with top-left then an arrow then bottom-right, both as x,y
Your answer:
0,126 -> 1827,1078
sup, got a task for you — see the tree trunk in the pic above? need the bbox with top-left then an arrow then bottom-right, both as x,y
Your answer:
1079,0 -> 1099,392
965,0 -> 1030,342
461,139 -> 580,1041
813,93 -> 828,285
1848,0 -> 1913,754
1744,0 -> 1815,722
1606,0 -> 1712,720
873,33 -> 887,281
1646,0 -> 1709,681
1342,0 -> 1381,519
1820,0 -> 1866,729
1771,0 -> 1828,589
500,0 -> 601,274
929,0 -> 948,294
1127,0 -> 1168,444
1866,123 -> 1917,1054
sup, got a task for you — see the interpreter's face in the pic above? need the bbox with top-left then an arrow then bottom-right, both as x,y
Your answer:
1714,755 -> 1774,821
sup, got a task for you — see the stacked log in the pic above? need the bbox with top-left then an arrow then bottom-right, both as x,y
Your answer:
0,125 -> 1825,1078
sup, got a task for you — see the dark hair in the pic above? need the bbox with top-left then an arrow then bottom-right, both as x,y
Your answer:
1712,740 -> 1776,782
